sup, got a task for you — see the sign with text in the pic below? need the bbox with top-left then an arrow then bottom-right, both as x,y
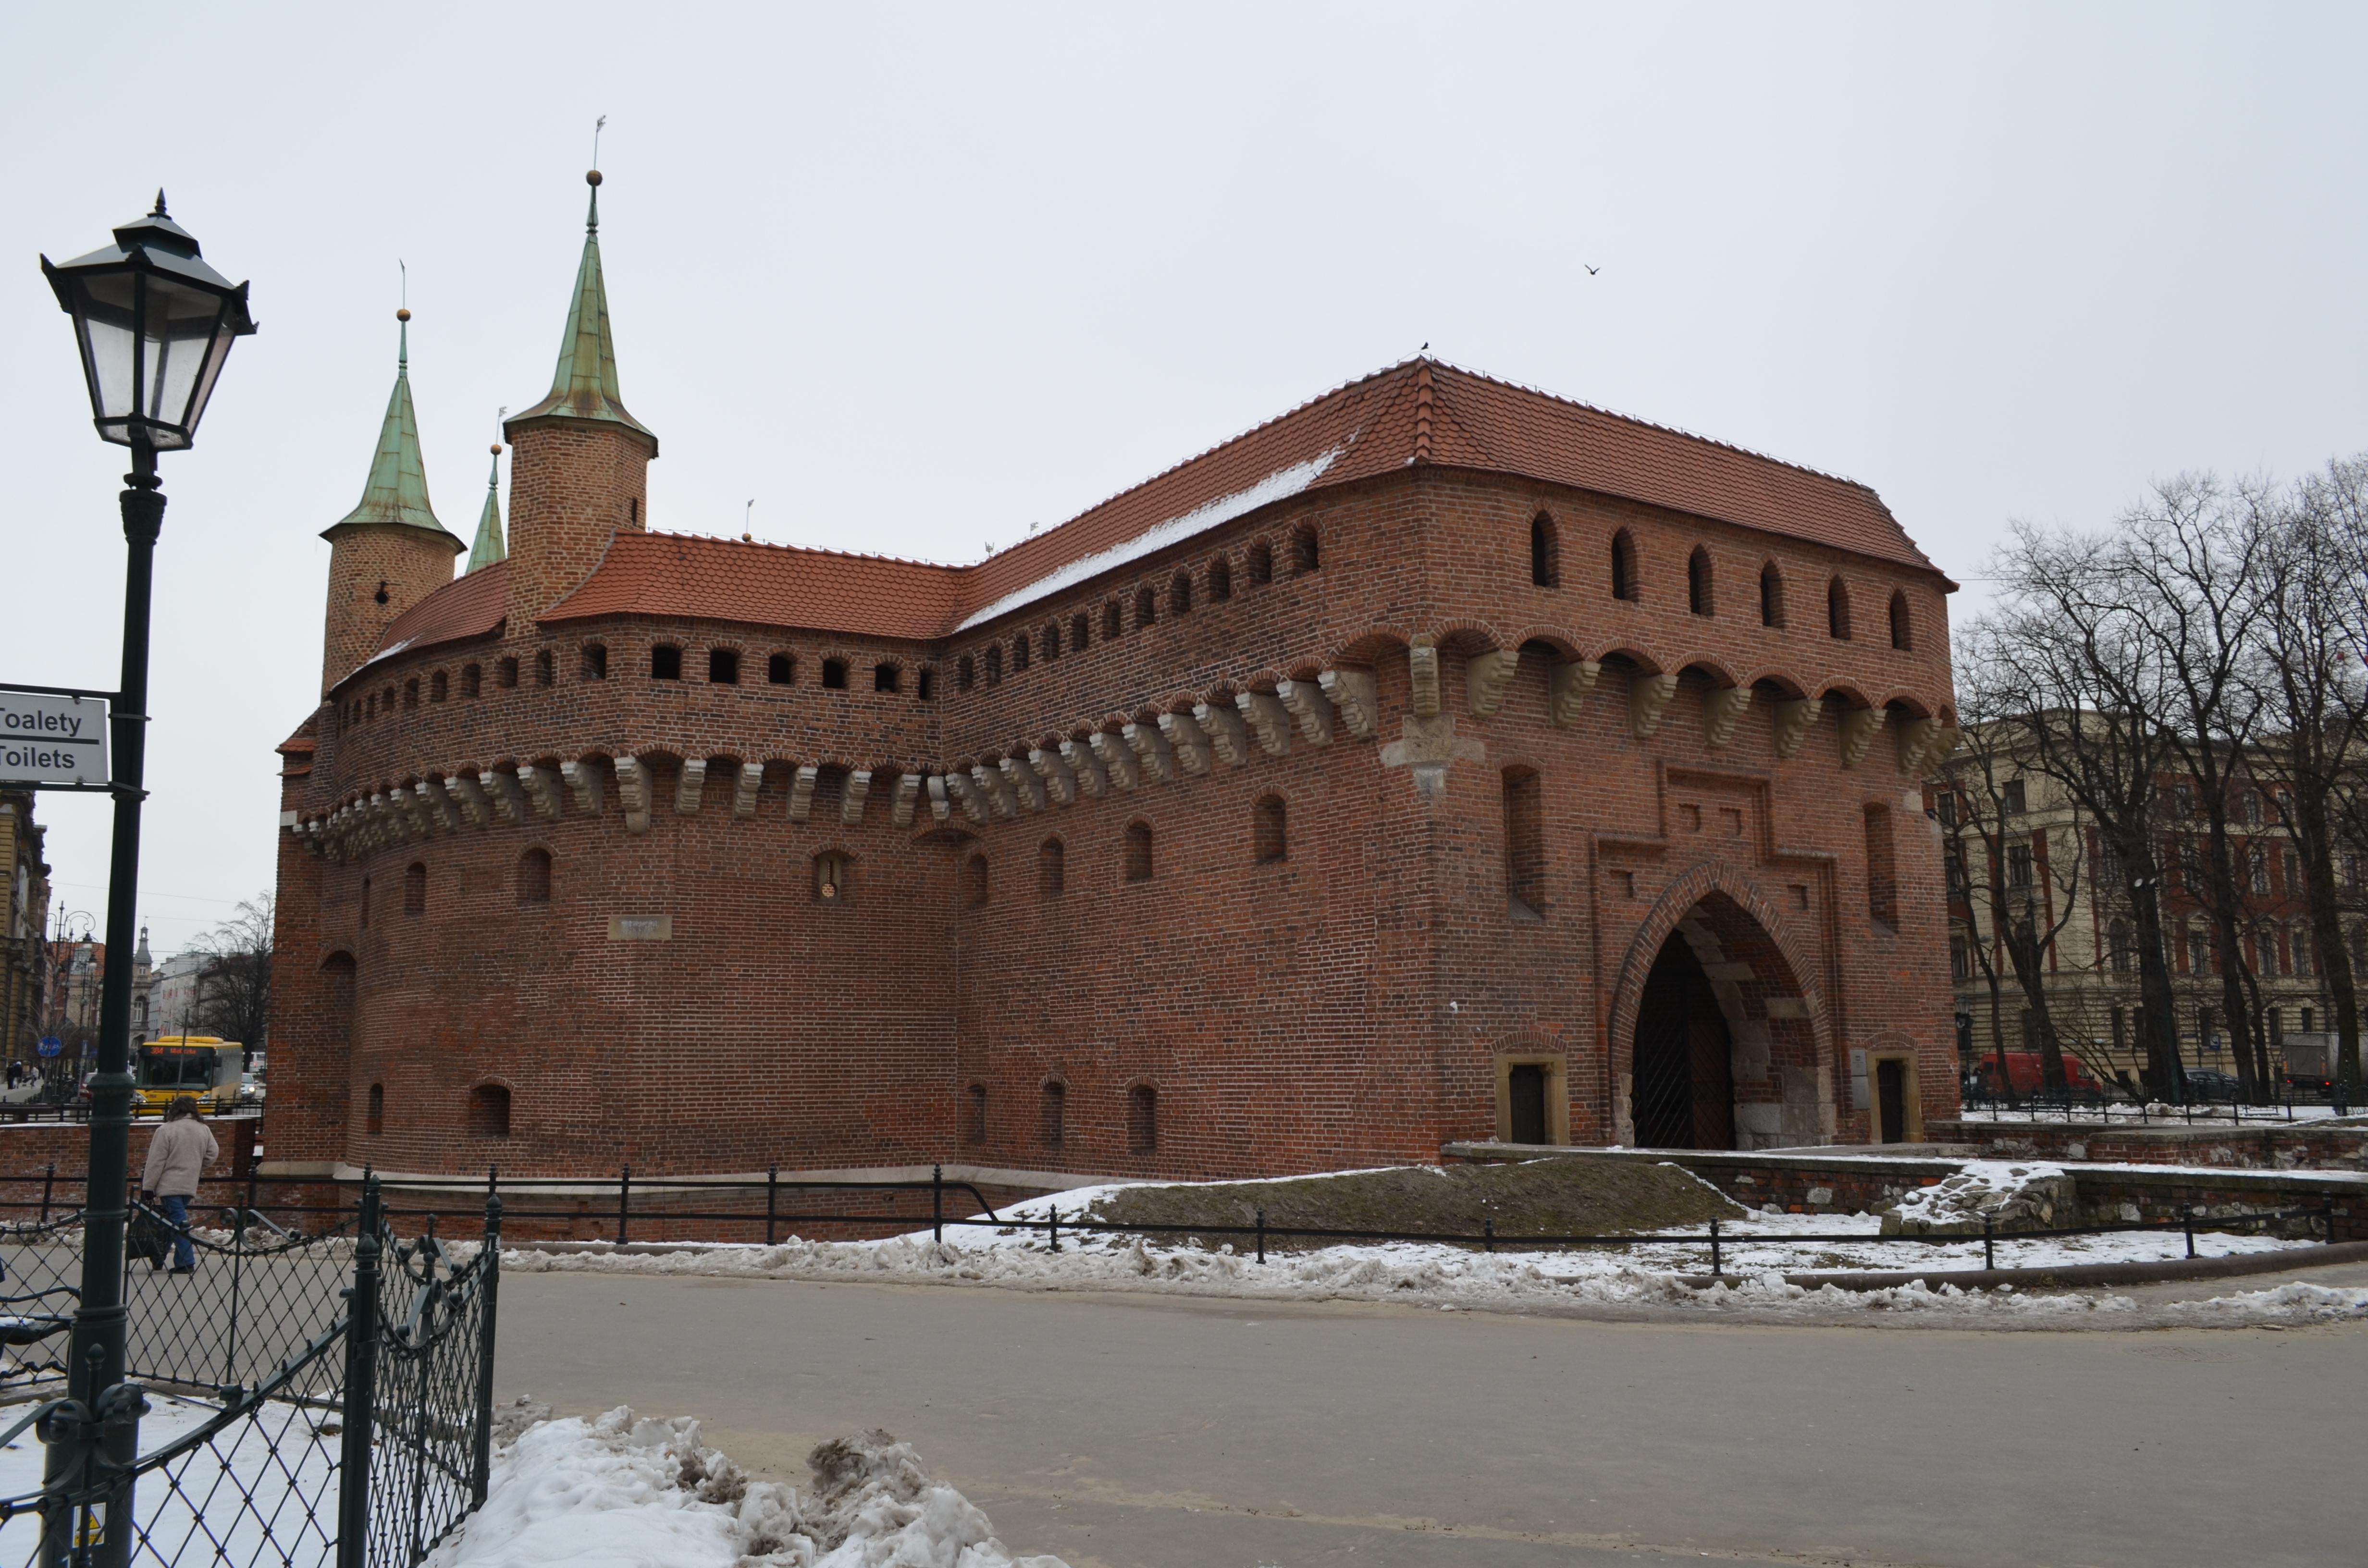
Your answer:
0,690 -> 109,787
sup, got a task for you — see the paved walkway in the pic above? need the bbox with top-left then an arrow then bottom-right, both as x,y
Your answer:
496,1265 -> 2363,1568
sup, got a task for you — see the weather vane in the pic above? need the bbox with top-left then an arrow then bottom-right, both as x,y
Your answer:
594,114 -> 607,167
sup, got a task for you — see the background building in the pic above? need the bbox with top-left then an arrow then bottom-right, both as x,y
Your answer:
1,792 -> 49,1062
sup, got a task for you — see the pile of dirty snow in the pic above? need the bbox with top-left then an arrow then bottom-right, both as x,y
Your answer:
427,1405 -> 1064,1568
1879,1161 -> 2075,1234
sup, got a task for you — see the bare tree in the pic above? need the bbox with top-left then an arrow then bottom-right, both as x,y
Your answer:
190,893 -> 272,1051
2255,457 -> 2368,1099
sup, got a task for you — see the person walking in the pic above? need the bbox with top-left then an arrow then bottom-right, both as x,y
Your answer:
141,1094 -> 218,1275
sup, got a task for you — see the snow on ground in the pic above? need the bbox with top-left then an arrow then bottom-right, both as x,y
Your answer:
1956,1104 -> 2364,1126
426,1407 -> 1063,1568
499,1176 -> 2368,1328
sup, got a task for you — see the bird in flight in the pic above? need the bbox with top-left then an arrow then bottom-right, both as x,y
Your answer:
1584,265 -> 1600,276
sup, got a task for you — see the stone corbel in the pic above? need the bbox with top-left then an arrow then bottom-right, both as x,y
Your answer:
788,765 -> 819,822
1236,691 -> 1293,756
1407,636 -> 1442,718
942,770 -> 987,824
481,769 -> 529,826
1466,648 -> 1518,718
1061,737 -> 1111,796
1703,686 -> 1753,750
418,779 -> 464,833
1316,670 -> 1379,738
997,757 -> 1044,812
519,765 -> 566,822
446,773 -> 493,829
732,761 -> 764,818
1156,711 -> 1213,775
674,759 -> 708,815
1771,698 -> 1822,760
1122,722 -> 1179,784
1838,705 -> 1887,768
1896,715 -> 1945,776
842,768 -> 873,825
613,755 -> 652,834
560,759 -> 605,816
1030,747 -> 1079,804
1548,659 -> 1600,727
964,764 -> 1012,819
1088,731 -> 1141,791
1194,701 -> 1250,766
926,773 -> 956,824
1628,672 -> 1679,739
389,788 -> 433,840
1275,678 -> 1334,746
891,771 -> 923,827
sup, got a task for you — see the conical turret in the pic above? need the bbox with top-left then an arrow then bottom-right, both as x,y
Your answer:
468,441 -> 507,573
318,309 -> 464,696
508,172 -> 656,445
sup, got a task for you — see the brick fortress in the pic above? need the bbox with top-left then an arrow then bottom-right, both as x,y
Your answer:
268,169 -> 1963,1183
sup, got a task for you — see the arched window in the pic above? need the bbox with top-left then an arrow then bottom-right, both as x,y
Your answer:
965,1084 -> 988,1145
1038,838 -> 1066,898
874,662 -> 900,692
467,1084 -> 511,1139
517,848 -> 552,906
1170,571 -> 1193,616
1889,590 -> 1912,651
981,647 -> 1001,686
814,851 -> 850,905
651,645 -> 683,680
403,862 -> 427,918
1011,635 -> 1030,673
430,670 -> 448,702
823,657 -> 850,689
582,644 -> 608,680
1760,564 -> 1785,628
1135,586 -> 1157,628
1042,622 -> 1061,660
1290,525 -> 1320,574
1828,578 -> 1852,640
1103,601 -> 1123,641
498,657 -> 519,689
1610,529 -> 1638,601
1531,514 -> 1559,588
768,652 -> 794,686
708,648 -> 740,684
1126,1084 -> 1158,1154
1209,557 -> 1232,602
367,1082 -> 384,1136
1252,794 -> 1287,864
462,663 -> 481,698
963,853 -> 989,908
1040,1081 -> 1066,1150
1069,612 -> 1090,652
2256,924 -> 2279,977
534,649 -> 554,687
1247,540 -> 1273,586
403,678 -> 419,709
2293,924 -> 2315,978
957,655 -> 975,692
1123,821 -> 1154,883
1688,547 -> 1714,616
916,667 -> 936,700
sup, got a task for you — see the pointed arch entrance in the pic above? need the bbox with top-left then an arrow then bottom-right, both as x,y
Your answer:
1610,875 -> 1836,1151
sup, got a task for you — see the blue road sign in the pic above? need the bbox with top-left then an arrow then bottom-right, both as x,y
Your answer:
36,1037 -> 61,1058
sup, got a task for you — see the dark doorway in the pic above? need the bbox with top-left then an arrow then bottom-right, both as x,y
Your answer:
1507,1065 -> 1548,1144
1876,1059 -> 1907,1144
1631,933 -> 1736,1149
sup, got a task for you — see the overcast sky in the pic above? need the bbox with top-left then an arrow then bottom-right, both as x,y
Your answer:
3,3 -> 2363,955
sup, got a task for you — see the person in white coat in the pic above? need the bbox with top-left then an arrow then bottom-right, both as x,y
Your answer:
141,1096 -> 218,1274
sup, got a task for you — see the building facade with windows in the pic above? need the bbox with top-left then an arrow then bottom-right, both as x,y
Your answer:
267,171 -> 1962,1181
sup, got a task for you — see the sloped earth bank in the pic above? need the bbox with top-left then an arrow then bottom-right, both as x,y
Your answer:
1079,1158 -> 1746,1247
427,1403 -> 1066,1568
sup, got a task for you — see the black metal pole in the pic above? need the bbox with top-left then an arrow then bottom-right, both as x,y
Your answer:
768,1164 -> 779,1247
336,1176 -> 383,1568
1048,1204 -> 1059,1254
43,448 -> 162,1568
616,1164 -> 629,1246
1256,1208 -> 1266,1264
39,1162 -> 53,1225
1709,1216 -> 1721,1277
1982,1216 -> 1995,1272
931,1164 -> 941,1244
471,1188 -> 502,1508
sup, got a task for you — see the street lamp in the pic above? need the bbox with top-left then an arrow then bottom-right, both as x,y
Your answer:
38,193 -> 252,1561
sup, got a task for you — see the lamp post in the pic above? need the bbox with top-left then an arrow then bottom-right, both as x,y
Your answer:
38,193 -> 252,1567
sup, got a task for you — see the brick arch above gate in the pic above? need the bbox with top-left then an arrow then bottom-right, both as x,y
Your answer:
1603,858 -> 1834,1078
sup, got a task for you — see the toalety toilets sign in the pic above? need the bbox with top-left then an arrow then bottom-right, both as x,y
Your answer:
0,687 -> 110,788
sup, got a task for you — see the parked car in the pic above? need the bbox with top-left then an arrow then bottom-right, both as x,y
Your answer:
2184,1068 -> 2242,1101
1969,1050 -> 2110,1100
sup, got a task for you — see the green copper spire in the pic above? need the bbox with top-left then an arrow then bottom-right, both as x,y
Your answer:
467,437 -> 508,572
325,309 -> 459,546
508,169 -> 656,450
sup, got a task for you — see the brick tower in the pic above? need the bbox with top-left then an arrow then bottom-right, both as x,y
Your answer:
318,310 -> 464,694
500,169 -> 657,636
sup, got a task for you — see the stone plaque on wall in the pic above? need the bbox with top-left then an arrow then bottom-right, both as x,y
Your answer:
608,915 -> 672,942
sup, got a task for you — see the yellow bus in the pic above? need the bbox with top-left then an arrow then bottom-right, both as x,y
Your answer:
134,1036 -> 247,1115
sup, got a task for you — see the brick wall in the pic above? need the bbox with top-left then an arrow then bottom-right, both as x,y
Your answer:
272,461 -> 1961,1181
319,527 -> 461,697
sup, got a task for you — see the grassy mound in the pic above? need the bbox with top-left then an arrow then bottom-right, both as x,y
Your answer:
1082,1158 -> 1745,1250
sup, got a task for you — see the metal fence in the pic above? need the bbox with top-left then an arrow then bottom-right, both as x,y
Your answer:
0,1175 -> 498,1568
1957,1086 -> 2357,1124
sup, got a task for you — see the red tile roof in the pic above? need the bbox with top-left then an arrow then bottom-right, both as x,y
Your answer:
387,360 -> 1936,656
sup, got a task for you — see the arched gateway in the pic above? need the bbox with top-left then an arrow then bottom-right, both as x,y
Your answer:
1612,880 -> 1835,1151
